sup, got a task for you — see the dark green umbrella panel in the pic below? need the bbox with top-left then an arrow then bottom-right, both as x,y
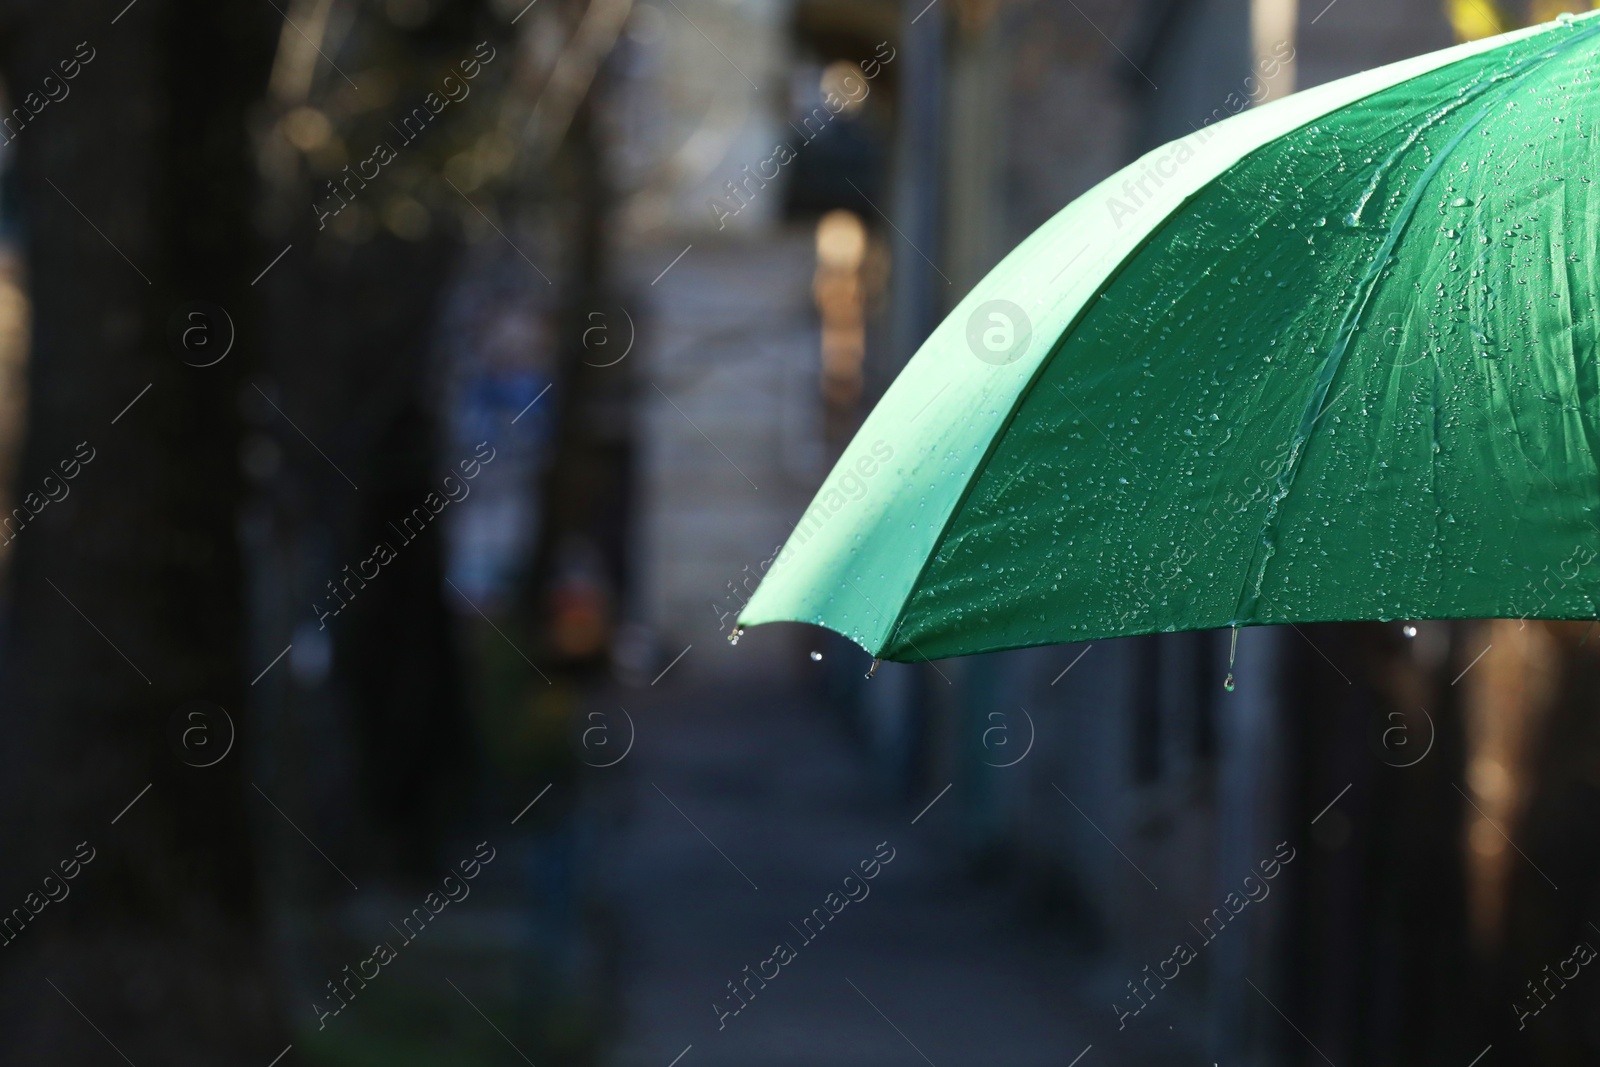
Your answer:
740,13 -> 1600,662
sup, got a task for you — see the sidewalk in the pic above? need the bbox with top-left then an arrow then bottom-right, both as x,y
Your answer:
595,677 -> 1195,1067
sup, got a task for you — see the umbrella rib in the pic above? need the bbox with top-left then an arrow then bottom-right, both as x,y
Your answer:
867,64 -> 1499,655
843,576 -> 950,683
876,248 -> 1173,653
1232,37 -> 1587,626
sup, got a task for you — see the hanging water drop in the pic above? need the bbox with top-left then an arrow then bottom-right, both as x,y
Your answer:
1224,625 -> 1239,692
728,627 -> 744,646
810,650 -> 823,662
1403,624 -> 1418,638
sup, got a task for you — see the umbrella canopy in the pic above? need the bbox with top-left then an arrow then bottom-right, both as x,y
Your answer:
739,12 -> 1600,663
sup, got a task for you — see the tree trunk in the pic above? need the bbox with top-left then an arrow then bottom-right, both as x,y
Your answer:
0,0 -> 283,1060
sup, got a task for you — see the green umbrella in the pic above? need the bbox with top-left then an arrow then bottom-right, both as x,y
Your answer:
738,12 -> 1600,665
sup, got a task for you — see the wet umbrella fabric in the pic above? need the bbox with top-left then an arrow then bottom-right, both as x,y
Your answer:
739,13 -> 1600,662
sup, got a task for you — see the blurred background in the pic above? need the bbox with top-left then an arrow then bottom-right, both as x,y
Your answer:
0,0 -> 1597,1063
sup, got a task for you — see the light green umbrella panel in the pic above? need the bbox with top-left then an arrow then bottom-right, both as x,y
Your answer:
739,12 -> 1600,662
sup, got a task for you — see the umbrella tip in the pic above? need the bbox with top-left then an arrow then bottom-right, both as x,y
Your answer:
865,658 -> 880,680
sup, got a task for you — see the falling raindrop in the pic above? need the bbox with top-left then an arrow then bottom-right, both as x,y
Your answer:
810,650 -> 823,662
1403,624 -> 1418,638
728,627 -> 744,646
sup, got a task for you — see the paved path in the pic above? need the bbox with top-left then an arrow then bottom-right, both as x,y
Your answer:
596,679 -> 1196,1067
